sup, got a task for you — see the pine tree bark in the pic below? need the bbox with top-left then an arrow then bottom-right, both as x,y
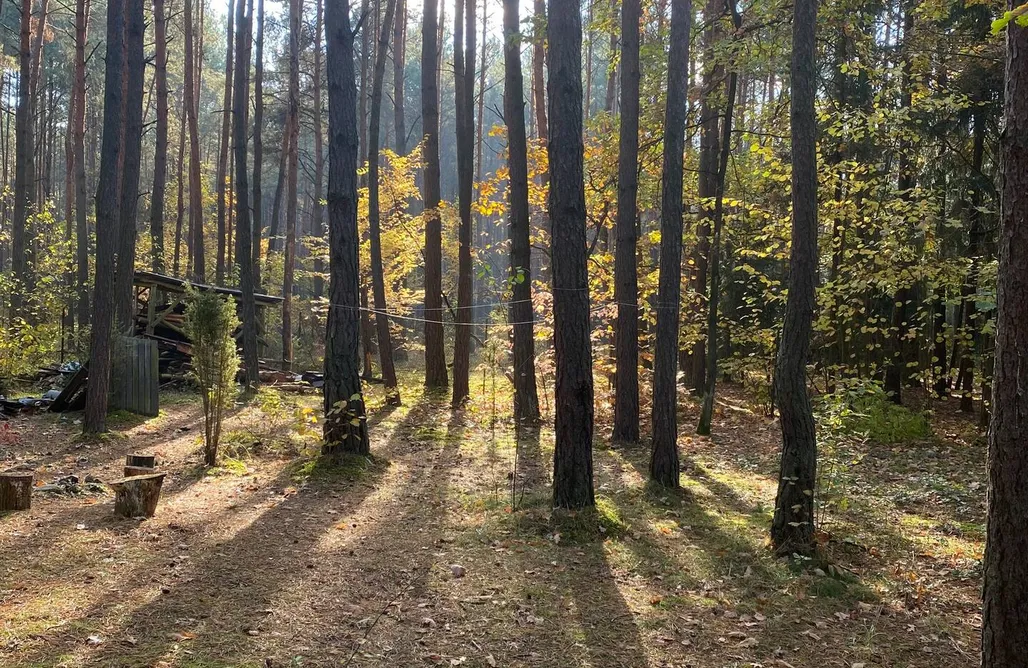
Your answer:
611,0 -> 641,443
311,0 -> 326,298
323,0 -> 369,455
684,0 -> 723,392
393,0 -> 407,154
11,0 -> 34,319
74,0 -> 91,327
269,125 -> 288,253
150,0 -> 169,273
982,13 -> 1028,667
84,0 -> 126,434
173,91 -> 187,276
770,0 -> 818,557
696,3 -> 739,436
216,0 -> 235,285
233,0 -> 259,389
649,0 -> 692,487
368,0 -> 401,405
421,0 -> 447,387
185,0 -> 205,280
548,0 -> 593,509
252,0 -> 265,289
532,0 -> 547,142
282,0 -> 302,370
503,0 -> 540,423
451,0 -> 476,407
114,0 -> 146,334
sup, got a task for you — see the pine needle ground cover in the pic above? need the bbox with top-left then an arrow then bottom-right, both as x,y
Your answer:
1,376 -> 982,667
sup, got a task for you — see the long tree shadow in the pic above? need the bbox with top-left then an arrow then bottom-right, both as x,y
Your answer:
2,391 -> 447,667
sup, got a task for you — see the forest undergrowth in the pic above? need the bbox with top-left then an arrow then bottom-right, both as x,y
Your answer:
0,369 -> 984,667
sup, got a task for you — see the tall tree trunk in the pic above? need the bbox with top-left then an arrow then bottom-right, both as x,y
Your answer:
149,0 -> 169,273
323,0 -> 369,455
548,0 -> 593,509
368,0 -> 401,405
696,0 -> 740,436
358,0 -> 371,160
74,0 -> 90,327
603,0 -> 617,114
234,0 -> 259,389
268,124 -> 288,253
503,0 -> 540,423
649,0 -> 692,487
84,0 -> 126,434
11,0 -> 34,319
392,0 -> 407,154
173,91 -> 186,276
252,0 -> 265,289
185,0 -> 205,280
282,0 -> 301,370
216,0 -> 235,285
311,0 -> 325,298
532,0 -> 547,141
421,0 -> 447,387
982,11 -> 1028,666
451,0 -> 475,407
114,0 -> 145,334
957,107 -> 987,413
770,0 -> 818,557
684,0 -> 723,392
612,0 -> 640,443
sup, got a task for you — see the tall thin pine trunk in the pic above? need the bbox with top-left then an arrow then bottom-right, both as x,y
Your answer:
282,0 -> 301,370
612,0 -> 641,443
982,12 -> 1028,665
234,0 -> 259,388
185,0 -> 205,280
11,0 -> 34,318
216,0 -> 235,285
113,0 -> 146,334
451,0 -> 476,407
252,0 -> 265,288
503,0 -> 540,422
368,0 -> 401,404
548,0 -> 593,509
323,0 -> 369,455
770,0 -> 819,556
650,0 -> 692,487
312,0 -> 325,298
150,0 -> 169,272
392,0 -> 407,154
74,0 -> 90,327
84,0 -> 126,434
422,0 -> 447,387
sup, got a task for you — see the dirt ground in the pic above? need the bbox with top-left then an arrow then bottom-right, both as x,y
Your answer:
0,376 -> 984,668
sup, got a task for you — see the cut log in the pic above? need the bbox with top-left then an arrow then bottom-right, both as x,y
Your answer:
0,472 -> 33,511
124,465 -> 156,477
109,473 -> 167,518
126,453 -> 157,468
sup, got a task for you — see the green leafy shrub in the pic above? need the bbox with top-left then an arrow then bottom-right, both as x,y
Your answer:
183,287 -> 240,466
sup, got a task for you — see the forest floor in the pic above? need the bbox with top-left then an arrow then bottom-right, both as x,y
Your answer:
0,370 -> 985,668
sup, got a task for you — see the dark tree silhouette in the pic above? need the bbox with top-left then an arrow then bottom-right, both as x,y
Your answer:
548,0 -> 594,509
323,0 -> 369,455
503,0 -> 540,424
650,0 -> 692,487
612,0 -> 641,443
83,0 -> 126,434
770,0 -> 819,556
421,0 -> 447,387
982,11 -> 1028,666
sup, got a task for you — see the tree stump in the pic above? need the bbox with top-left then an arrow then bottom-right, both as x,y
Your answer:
0,472 -> 33,511
125,453 -> 157,469
109,473 -> 166,518
124,465 -> 155,477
